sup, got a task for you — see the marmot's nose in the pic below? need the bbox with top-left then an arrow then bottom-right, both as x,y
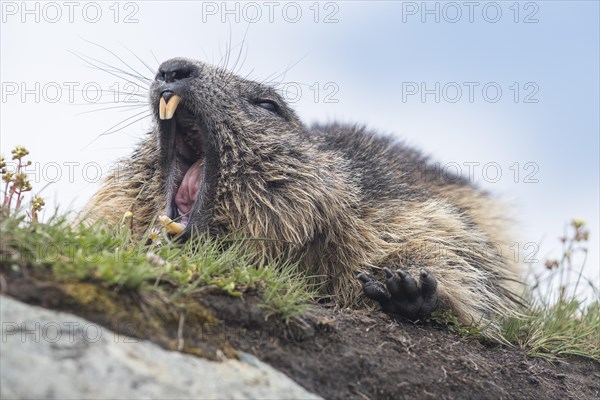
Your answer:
156,59 -> 198,83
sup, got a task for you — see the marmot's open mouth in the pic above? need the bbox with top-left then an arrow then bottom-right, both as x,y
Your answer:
159,93 -> 206,231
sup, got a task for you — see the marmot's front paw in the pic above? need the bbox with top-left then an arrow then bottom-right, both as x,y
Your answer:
357,268 -> 439,320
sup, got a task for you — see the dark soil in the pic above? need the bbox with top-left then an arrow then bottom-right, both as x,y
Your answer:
2,265 -> 599,400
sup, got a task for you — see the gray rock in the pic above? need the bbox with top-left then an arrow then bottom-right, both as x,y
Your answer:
0,295 -> 321,399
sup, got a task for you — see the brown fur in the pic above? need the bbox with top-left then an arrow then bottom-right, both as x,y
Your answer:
82,58 -> 525,336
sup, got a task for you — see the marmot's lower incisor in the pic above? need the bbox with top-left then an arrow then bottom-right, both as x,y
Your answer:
84,58 -> 525,336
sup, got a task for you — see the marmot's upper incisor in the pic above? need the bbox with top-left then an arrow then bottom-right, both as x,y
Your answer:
84,58 -> 525,336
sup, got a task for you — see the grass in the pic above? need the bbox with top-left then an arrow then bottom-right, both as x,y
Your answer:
0,209 -> 315,321
503,299 -> 599,361
428,218 -> 599,362
501,220 -> 600,362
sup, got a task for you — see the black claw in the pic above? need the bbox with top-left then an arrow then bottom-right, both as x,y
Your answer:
357,272 -> 391,304
419,270 -> 437,297
356,272 -> 372,284
397,270 -> 419,299
384,268 -> 402,296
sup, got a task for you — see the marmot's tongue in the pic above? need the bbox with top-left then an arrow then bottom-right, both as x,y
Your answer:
175,160 -> 203,215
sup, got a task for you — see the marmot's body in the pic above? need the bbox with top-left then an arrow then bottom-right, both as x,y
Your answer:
85,58 -> 524,336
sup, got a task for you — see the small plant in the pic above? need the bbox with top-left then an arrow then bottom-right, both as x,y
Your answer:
428,309 -> 482,337
0,146 -> 45,221
538,219 -> 593,304
502,219 -> 599,361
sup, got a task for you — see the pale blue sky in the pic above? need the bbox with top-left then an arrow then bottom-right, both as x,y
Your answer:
1,1 -> 598,296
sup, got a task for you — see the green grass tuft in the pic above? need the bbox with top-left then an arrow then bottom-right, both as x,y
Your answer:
501,219 -> 599,362
428,309 -> 483,337
502,299 -> 599,361
0,209 -> 315,321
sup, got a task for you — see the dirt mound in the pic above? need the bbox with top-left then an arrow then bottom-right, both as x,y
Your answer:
2,266 -> 598,400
